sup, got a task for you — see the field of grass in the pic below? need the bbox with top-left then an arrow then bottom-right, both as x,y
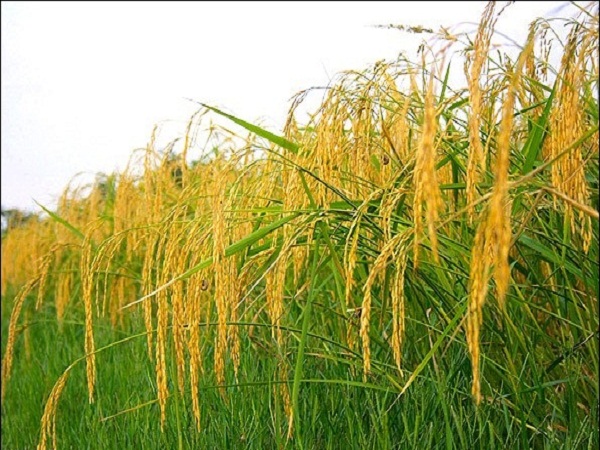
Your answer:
2,2 -> 599,449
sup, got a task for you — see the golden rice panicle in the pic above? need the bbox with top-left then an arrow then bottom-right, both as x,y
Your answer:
35,249 -> 55,310
95,234 -> 127,324
1,231 -> 18,295
544,22 -> 595,253
380,191 -> 395,252
228,172 -> 258,376
524,20 -> 549,115
55,261 -> 74,327
187,271 -> 207,431
112,172 -> 132,234
256,147 -> 282,201
349,64 -> 400,194
290,208 -> 310,286
360,234 -> 399,378
212,167 -> 228,392
86,181 -> 109,242
37,369 -> 70,450
345,190 -> 382,351
183,222 -> 212,431
377,72 -> 403,186
1,279 -> 37,402
381,192 -> 411,374
54,186 -> 79,246
280,364 -> 293,440
288,181 -> 312,282
143,126 -> 164,221
465,1 -> 497,221
344,217 -> 360,336
153,222 -> 172,428
172,261 -> 188,396
23,308 -> 32,361
413,69 -> 442,267
163,209 -> 190,395
108,275 -> 125,327
310,85 -> 350,205
350,79 -> 376,193
80,233 -> 97,404
189,357 -> 202,432
228,267 -> 242,379
279,120 -> 311,285
489,65 -> 527,307
369,64 -> 397,187
141,235 -> 156,361
113,171 -> 142,258
391,240 -> 409,375
381,71 -> 413,174
381,187 -> 409,244
179,109 -> 204,187
467,33 -> 533,404
1,220 -> 51,296
266,245 -> 288,345
466,223 -> 489,405
155,282 -> 169,428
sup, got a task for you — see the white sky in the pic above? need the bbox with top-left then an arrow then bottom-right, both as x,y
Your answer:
1,1 -> 566,213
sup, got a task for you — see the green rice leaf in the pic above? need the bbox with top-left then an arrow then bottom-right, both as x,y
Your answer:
34,201 -> 85,241
199,103 -> 299,154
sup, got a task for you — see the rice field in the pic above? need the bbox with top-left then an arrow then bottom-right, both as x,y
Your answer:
1,2 -> 598,449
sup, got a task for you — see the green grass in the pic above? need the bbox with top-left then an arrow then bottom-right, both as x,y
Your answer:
2,241 -> 598,450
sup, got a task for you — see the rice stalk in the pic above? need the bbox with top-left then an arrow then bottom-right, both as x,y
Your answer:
413,67 -> 442,267
1,278 -> 37,402
37,369 -> 71,450
81,228 -> 99,404
390,235 -> 410,375
467,29 -> 534,405
212,166 -> 228,393
465,1 -> 498,221
544,23 -> 596,252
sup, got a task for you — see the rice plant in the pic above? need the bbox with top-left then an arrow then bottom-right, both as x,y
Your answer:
2,2 -> 598,449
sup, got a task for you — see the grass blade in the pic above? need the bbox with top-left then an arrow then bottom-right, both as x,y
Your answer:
35,200 -> 85,241
198,102 -> 299,153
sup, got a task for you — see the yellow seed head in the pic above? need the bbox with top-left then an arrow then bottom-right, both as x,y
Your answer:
413,71 -> 442,266
37,369 -> 70,450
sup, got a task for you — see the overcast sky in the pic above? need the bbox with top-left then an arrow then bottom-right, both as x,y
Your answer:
1,1 -> 565,213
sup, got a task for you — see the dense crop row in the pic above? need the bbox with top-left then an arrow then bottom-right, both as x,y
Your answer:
2,3 -> 598,448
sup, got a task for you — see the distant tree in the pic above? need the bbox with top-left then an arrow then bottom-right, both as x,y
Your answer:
1,206 -> 40,237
